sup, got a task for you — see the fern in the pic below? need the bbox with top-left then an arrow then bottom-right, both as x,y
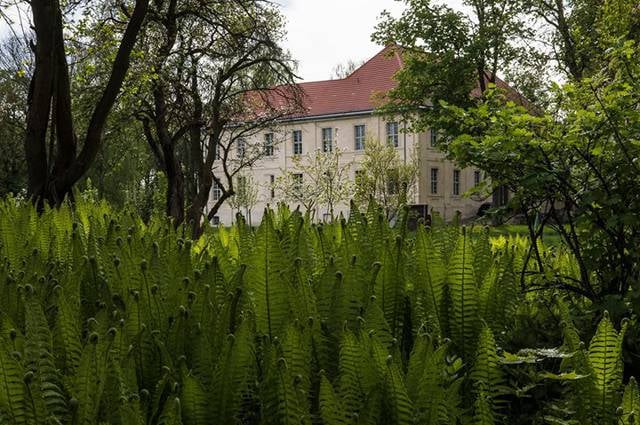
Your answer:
0,336 -> 27,424
23,286 -> 69,422
211,321 -> 256,424
261,348 -> 311,425
245,211 -> 290,339
471,325 -> 504,419
447,227 -> 479,357
619,377 -> 640,425
179,362 -> 208,425
0,199 -> 632,425
412,226 -> 446,338
319,374 -> 348,425
587,313 -> 627,423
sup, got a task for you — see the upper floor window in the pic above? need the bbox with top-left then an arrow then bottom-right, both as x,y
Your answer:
237,138 -> 246,159
430,168 -> 439,194
214,142 -> 221,160
474,170 -> 482,186
430,128 -> 438,147
322,128 -> 333,152
264,133 -> 274,156
453,169 -> 461,196
354,125 -> 365,150
293,130 -> 302,155
212,180 -> 222,200
386,121 -> 399,147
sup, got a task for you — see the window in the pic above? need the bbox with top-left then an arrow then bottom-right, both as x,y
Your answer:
430,168 -> 439,194
474,170 -> 482,186
430,129 -> 438,147
354,125 -> 365,150
211,216 -> 220,226
269,174 -> 275,199
322,128 -> 333,152
386,121 -> 399,147
264,133 -> 274,156
214,142 -> 221,160
453,169 -> 461,196
237,138 -> 246,159
293,173 -> 303,192
212,180 -> 222,200
293,130 -> 302,155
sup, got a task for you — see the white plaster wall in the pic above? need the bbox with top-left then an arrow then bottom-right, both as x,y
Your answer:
207,114 -> 489,225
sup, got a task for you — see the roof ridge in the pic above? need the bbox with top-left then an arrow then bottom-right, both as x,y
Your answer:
345,44 -> 400,80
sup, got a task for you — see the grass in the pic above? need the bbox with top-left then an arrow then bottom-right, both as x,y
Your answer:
488,224 -> 563,246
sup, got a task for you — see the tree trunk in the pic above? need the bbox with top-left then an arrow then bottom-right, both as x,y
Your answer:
25,0 -> 57,203
162,144 -> 185,224
24,0 -> 149,206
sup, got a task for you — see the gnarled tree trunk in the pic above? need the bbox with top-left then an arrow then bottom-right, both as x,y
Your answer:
25,0 -> 149,207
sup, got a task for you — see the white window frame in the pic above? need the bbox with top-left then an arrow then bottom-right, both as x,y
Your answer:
293,130 -> 303,155
322,128 -> 333,152
430,168 -> 439,194
354,124 -> 365,150
453,169 -> 461,196
386,122 -> 399,147
264,133 -> 274,156
212,180 -> 222,201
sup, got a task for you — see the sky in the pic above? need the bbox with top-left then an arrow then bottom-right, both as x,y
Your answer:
279,0 -> 406,82
1,1 -> 467,82
279,0 -> 465,82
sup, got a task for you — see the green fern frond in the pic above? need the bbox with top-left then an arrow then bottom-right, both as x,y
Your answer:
158,397 -> 183,425
471,326 -> 503,395
472,391 -> 496,425
382,356 -> 413,425
261,350 -> 311,425
337,331 -> 365,420
587,312 -> 627,422
0,338 -> 27,425
179,362 -> 208,425
24,288 -> 69,421
319,374 -> 348,425
447,227 -> 478,357
472,228 -> 492,286
378,236 -> 407,340
361,300 -> 394,351
412,227 -> 446,338
211,322 -> 256,424
245,211 -> 290,338
619,377 -> 640,425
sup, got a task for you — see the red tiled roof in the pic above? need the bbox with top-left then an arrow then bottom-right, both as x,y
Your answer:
246,45 -> 532,121
294,44 -> 403,118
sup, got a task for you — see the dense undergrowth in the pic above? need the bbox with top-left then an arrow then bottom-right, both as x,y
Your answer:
0,198 -> 637,424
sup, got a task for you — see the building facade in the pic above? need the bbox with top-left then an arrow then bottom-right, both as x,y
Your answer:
207,46 -> 490,224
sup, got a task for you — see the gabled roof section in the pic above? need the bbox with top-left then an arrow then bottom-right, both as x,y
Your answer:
244,44 -> 534,122
294,44 -> 403,118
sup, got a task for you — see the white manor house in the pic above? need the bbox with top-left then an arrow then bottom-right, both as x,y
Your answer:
207,46 -> 497,225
